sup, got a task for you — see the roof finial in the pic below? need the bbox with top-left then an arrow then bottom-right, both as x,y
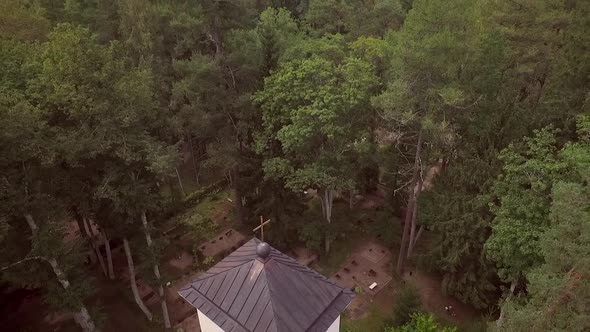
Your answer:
256,242 -> 271,259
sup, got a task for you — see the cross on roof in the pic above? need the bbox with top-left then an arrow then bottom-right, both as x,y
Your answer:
253,216 -> 271,242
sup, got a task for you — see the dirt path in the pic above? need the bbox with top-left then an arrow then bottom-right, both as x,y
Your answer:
405,269 -> 479,326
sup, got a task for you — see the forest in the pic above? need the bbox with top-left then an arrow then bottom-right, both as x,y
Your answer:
0,0 -> 588,331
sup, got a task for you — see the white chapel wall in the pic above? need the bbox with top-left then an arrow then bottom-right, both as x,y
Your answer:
326,315 -> 341,332
197,309 -> 225,332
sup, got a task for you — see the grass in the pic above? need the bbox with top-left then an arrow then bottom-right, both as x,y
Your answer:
193,190 -> 230,218
341,301 -> 391,332
312,232 -> 362,276
311,198 -> 400,277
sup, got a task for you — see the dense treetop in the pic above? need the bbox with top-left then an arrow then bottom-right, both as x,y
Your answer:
0,0 -> 588,331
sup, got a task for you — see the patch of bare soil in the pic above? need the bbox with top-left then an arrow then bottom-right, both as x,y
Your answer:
198,228 -> 248,258
174,312 -> 201,332
167,271 -> 204,327
405,269 -> 479,325
211,200 -> 233,226
168,251 -> 193,273
331,242 -> 393,297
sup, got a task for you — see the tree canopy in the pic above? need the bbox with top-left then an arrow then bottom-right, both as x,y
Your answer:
1,0 -> 589,330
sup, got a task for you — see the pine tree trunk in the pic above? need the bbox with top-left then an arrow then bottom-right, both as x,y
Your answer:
102,231 -> 115,280
408,225 -> 424,257
175,167 -> 187,197
231,169 -> 245,225
85,218 -> 107,277
123,238 -> 153,321
397,129 -> 423,275
140,212 -> 171,329
397,199 -> 415,273
407,177 -> 424,258
24,214 -> 99,332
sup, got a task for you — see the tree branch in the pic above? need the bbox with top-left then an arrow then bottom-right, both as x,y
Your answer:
0,256 -> 46,272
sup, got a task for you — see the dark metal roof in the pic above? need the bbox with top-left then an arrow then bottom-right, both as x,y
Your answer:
178,238 -> 355,332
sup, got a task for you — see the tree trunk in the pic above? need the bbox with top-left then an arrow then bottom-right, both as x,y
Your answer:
102,230 -> 115,280
154,265 -> 171,329
123,238 -> 153,321
497,280 -> 518,328
74,210 -> 96,264
140,212 -> 171,329
319,188 -> 335,254
397,129 -> 423,275
397,199 -> 415,274
407,177 -> 424,258
48,258 -> 98,332
231,169 -> 245,225
82,217 -> 92,238
85,218 -> 107,277
24,214 -> 99,332
408,225 -> 424,257
175,166 -> 187,197
24,213 -> 38,234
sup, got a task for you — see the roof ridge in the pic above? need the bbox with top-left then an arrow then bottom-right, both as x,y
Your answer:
191,259 -> 254,284
259,267 -> 279,332
272,255 -> 343,287
265,258 -> 341,332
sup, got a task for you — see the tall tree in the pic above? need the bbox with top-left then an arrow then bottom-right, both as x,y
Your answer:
486,129 -> 564,283
373,0 -> 482,274
495,117 -> 590,331
255,54 -> 376,253
0,29 -> 100,331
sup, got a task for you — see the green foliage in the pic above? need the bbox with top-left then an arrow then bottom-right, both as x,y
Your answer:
367,208 -> 402,249
0,0 -> 50,41
297,201 -> 346,254
181,181 -> 226,209
298,221 -> 325,254
192,255 -> 216,272
342,300 -> 391,332
304,0 -> 350,35
486,128 -> 564,281
392,285 -> 422,327
2,0 -> 590,330
178,210 -> 218,246
496,118 -> 590,331
418,160 -> 498,309
386,313 -> 457,332
255,55 -> 375,193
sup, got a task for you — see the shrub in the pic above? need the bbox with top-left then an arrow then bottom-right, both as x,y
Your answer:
367,207 -> 402,249
392,285 -> 422,327
385,313 -> 457,332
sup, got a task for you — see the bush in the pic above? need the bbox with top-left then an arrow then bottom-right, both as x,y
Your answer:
385,313 -> 457,332
179,212 -> 218,245
299,221 -> 325,254
192,248 -> 217,272
367,208 -> 402,249
392,285 -> 422,327
182,180 -> 225,209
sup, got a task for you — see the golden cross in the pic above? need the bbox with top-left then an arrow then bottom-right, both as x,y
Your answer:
253,216 -> 271,242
